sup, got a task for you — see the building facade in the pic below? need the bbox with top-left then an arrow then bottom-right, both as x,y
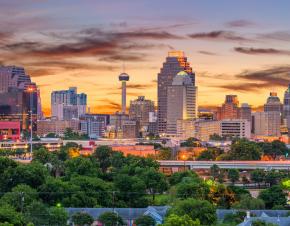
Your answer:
283,84 -> 290,134
166,71 -> 197,136
37,119 -> 79,137
129,96 -> 155,129
157,51 -> 195,134
51,87 -> 87,120
79,114 -> 110,139
216,95 -> 240,120
252,112 -> 281,137
220,119 -> 251,139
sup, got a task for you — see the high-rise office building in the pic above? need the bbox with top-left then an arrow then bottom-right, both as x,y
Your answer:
166,71 -> 197,136
252,112 -> 281,137
216,95 -> 239,120
129,96 -> 155,130
157,51 -> 195,134
240,103 -> 252,122
0,66 -> 31,93
0,66 -> 40,130
51,87 -> 87,120
264,92 -> 282,113
283,84 -> 290,134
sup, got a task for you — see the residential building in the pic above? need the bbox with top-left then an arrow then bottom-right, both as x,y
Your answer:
166,71 -> 197,136
216,95 -> 239,120
220,119 -> 251,139
51,87 -> 87,120
157,51 -> 195,134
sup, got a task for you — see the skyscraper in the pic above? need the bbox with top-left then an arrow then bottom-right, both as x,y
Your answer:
118,72 -> 129,114
0,66 -> 40,130
240,103 -> 252,122
51,87 -> 87,120
157,51 -> 195,134
166,71 -> 197,136
283,84 -> 290,134
264,92 -> 282,113
129,96 -> 155,129
216,95 -> 239,120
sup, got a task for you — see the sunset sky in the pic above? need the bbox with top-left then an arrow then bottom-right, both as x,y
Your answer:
1,0 -> 290,115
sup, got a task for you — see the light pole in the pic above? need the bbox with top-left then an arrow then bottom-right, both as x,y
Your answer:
27,87 -> 34,159
181,154 -> 186,171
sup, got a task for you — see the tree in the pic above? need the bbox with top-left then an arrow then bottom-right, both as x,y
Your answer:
176,180 -> 209,200
98,212 -> 124,226
210,164 -> 220,181
180,137 -> 200,147
141,168 -> 168,201
208,184 -> 236,209
232,194 -> 265,210
32,147 -> 53,164
161,214 -> 200,226
114,174 -> 148,207
264,170 -> 280,186
250,169 -> 265,187
168,199 -> 216,225
168,171 -> 200,186
196,148 -> 223,161
25,201 -> 49,226
0,157 -> 17,175
252,220 -> 278,226
1,162 -> 48,191
72,212 -> 94,226
223,211 -> 246,225
228,139 -> 262,160
227,186 -> 250,201
0,205 -> 24,226
93,146 -> 113,173
157,148 -> 172,160
48,207 -> 68,226
228,169 -> 239,184
0,184 -> 38,212
135,215 -> 155,226
258,185 -> 287,209
64,156 -> 100,178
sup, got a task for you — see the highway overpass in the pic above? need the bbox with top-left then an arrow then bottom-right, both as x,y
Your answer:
158,160 -> 290,170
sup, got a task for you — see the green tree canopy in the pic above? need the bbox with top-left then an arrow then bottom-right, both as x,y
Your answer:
258,185 -> 287,209
72,212 -> 94,226
168,198 -> 216,225
227,169 -> 239,184
161,214 -> 200,226
98,212 -> 124,226
135,215 -> 155,226
228,139 -> 262,160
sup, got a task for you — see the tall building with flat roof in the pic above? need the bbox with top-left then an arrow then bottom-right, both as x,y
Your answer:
283,84 -> 290,134
129,96 -> 155,131
252,112 -> 281,137
167,71 -> 197,136
220,119 -> 251,139
51,87 -> 87,120
157,51 -> 195,134
217,95 -> 239,120
264,92 -> 282,113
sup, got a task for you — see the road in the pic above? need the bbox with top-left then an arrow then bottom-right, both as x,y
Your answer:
158,160 -> 290,170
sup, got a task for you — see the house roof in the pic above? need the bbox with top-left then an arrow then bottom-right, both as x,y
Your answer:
238,217 -> 290,226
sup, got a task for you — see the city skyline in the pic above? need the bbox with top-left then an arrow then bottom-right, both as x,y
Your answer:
1,1 -> 290,115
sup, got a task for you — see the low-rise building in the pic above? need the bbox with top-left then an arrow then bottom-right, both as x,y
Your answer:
0,121 -> 21,141
37,118 -> 79,137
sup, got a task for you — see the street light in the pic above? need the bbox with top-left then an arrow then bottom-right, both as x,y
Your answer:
27,86 -> 35,159
181,154 -> 186,171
